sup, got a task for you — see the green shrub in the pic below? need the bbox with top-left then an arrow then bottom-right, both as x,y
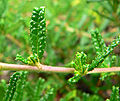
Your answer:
0,0 -> 120,101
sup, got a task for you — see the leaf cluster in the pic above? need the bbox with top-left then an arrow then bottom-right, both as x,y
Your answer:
16,7 -> 46,68
2,72 -> 55,101
69,29 -> 120,83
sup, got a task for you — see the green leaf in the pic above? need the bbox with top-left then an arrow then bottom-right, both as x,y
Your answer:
16,54 -> 29,64
91,29 -> 106,55
68,52 -> 89,83
0,0 -> 7,18
16,54 -> 39,66
34,78 -> 45,101
4,72 -> 20,101
13,71 -> 28,101
30,7 -> 46,60
24,82 -> 34,101
0,79 -> 7,101
40,88 -> 55,101
68,71 -> 81,83
60,90 -> 77,101
106,86 -> 120,101
72,52 -> 87,73
93,9 -> 114,21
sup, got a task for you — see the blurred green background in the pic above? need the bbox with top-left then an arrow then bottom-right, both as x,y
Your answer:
0,0 -> 120,101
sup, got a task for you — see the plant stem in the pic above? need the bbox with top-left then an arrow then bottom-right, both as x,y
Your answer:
0,62 -> 74,73
0,62 -> 120,74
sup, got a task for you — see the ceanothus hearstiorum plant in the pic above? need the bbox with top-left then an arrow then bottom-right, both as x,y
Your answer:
1,6 -> 120,101
15,7 -> 120,83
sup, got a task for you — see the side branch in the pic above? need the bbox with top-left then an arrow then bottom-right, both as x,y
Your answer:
0,62 -> 120,74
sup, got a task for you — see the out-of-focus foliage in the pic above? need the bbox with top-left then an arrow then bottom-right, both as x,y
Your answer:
106,86 -> 120,101
2,72 -> 56,101
0,0 -> 120,100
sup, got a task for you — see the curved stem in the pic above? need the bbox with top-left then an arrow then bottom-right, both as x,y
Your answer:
0,62 -> 120,74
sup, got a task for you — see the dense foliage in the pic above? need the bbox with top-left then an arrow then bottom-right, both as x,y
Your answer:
0,0 -> 120,101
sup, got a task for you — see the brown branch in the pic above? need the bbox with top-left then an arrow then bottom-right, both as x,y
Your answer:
0,62 -> 120,74
0,62 -> 74,73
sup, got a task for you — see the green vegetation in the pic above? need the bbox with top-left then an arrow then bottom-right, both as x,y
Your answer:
0,0 -> 120,101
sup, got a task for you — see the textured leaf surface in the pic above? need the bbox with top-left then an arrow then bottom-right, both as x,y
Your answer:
16,54 -> 28,64
68,52 -> 88,83
88,35 -> 120,71
91,29 -> 106,55
13,71 -> 28,101
30,7 -> 46,60
4,72 -> 20,101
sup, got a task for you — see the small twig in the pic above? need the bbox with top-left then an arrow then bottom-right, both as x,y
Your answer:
6,34 -> 22,48
88,68 -> 120,74
0,62 -> 120,74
